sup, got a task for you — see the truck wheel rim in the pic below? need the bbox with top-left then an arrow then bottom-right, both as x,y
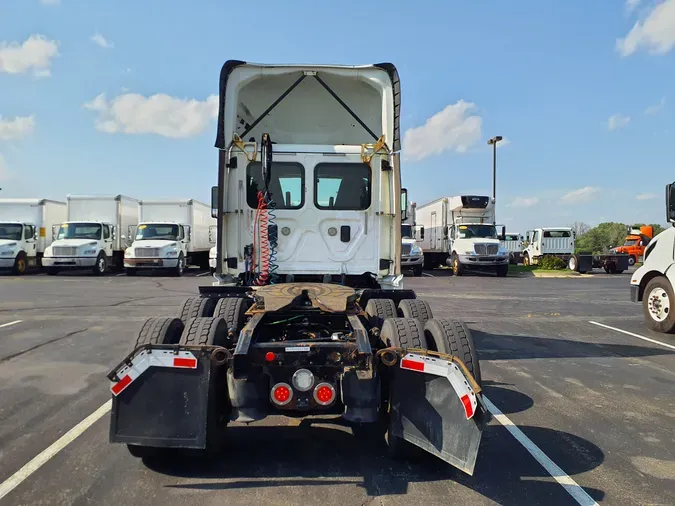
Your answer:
17,259 -> 25,273
98,258 -> 105,272
647,287 -> 670,322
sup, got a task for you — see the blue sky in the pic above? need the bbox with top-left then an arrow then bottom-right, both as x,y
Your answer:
1,0 -> 674,234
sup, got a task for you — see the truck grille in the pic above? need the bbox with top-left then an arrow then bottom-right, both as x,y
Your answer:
52,247 -> 77,256
401,244 -> 412,256
135,248 -> 161,257
475,244 -> 499,256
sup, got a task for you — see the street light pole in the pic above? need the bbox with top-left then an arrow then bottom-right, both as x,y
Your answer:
487,135 -> 503,224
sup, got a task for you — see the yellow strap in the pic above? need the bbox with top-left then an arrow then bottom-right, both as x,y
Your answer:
361,135 -> 388,164
231,133 -> 257,162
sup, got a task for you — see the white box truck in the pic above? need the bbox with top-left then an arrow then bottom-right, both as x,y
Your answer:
401,200 -> 424,276
0,198 -> 67,274
501,232 -> 523,265
124,199 -> 216,276
42,195 -> 139,275
416,195 -> 509,276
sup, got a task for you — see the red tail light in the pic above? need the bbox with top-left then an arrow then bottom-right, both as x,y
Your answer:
271,382 -> 293,406
313,382 -> 336,406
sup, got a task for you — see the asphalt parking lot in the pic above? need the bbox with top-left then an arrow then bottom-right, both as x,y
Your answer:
0,267 -> 673,506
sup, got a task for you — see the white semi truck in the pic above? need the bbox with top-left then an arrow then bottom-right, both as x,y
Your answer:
0,198 -> 67,274
42,195 -> 139,275
108,60 -> 487,476
401,201 -> 424,276
416,195 -> 509,276
630,182 -> 675,333
123,199 -> 216,276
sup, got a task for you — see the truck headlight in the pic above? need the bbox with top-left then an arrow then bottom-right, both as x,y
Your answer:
166,250 -> 178,257
410,245 -> 423,256
0,250 -> 15,256
83,249 -> 97,255
464,250 -> 475,255
498,248 -> 509,256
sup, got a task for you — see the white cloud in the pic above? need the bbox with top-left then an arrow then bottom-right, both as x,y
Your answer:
34,68 -> 51,78
40,0 -> 61,5
617,0 -> 675,56
560,186 -> 600,204
0,35 -> 59,76
91,33 -> 114,49
83,92 -> 219,138
608,113 -> 630,130
636,193 -> 659,200
645,97 -> 666,115
626,0 -> 641,13
0,115 -> 36,140
508,197 -> 539,208
402,100 -> 482,161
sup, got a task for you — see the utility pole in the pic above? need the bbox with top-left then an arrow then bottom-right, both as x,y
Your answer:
487,135 -> 503,224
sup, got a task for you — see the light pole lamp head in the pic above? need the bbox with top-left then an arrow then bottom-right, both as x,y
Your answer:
487,135 -> 503,145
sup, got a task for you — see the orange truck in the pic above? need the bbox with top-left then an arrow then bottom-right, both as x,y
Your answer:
611,226 -> 653,266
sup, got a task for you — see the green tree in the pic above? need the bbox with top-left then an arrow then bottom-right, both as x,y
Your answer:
575,222 -> 630,254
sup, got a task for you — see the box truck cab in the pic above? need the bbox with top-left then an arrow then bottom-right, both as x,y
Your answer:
124,199 -> 216,276
0,198 -> 67,274
42,195 -> 139,275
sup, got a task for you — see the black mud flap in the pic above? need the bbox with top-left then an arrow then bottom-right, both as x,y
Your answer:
388,355 -> 489,475
109,348 -> 219,449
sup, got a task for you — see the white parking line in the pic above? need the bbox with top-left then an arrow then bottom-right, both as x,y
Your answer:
196,271 -> 211,277
0,320 -> 22,329
483,396 -> 599,506
422,272 -> 435,277
589,321 -> 675,351
0,400 -> 112,501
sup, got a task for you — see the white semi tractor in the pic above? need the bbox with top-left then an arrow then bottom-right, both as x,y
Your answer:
0,198 -> 67,274
108,60 -> 487,476
42,195 -> 139,275
416,195 -> 509,276
630,182 -> 675,333
123,199 -> 216,276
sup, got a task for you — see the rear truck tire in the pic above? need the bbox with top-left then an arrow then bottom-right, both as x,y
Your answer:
93,252 -> 107,275
423,318 -> 482,386
451,253 -> 464,276
643,276 -> 675,333
364,298 -> 397,328
213,297 -> 251,339
568,255 -> 578,272
172,254 -> 185,277
134,316 -> 185,348
179,296 -> 217,324
397,299 -> 433,325
413,264 -> 423,277
179,316 -> 229,346
125,268 -> 137,276
496,264 -> 508,277
12,252 -> 27,275
628,255 -> 636,266
379,317 -> 429,460
46,267 -> 59,276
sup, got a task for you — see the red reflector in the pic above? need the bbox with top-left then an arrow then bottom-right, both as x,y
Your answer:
173,357 -> 197,368
316,385 -> 334,403
401,358 -> 425,372
112,374 -> 132,395
460,394 -> 474,419
265,352 -> 276,362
